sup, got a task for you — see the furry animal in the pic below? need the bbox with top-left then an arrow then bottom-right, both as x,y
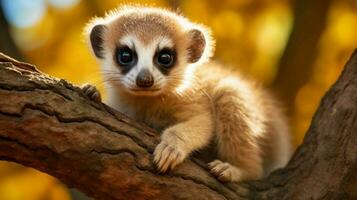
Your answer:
82,5 -> 292,182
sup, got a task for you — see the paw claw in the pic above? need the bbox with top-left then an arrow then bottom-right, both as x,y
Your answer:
208,160 -> 242,182
81,83 -> 101,102
208,160 -> 223,168
153,141 -> 186,173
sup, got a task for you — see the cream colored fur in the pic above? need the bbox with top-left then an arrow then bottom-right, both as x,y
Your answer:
86,5 -> 292,182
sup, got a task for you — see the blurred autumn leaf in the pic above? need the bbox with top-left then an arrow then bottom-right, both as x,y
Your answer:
0,162 -> 71,200
0,0 -> 356,199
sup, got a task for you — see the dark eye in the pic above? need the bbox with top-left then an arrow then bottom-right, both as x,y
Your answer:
157,49 -> 175,67
116,47 -> 135,66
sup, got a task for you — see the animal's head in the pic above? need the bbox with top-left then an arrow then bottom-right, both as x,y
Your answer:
86,5 -> 214,96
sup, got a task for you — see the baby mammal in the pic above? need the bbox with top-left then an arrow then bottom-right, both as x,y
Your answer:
82,5 -> 292,182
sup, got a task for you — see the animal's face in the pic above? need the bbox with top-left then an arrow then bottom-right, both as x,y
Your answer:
106,33 -> 181,96
87,6 -> 213,96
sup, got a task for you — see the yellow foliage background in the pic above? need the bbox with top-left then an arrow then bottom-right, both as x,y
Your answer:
0,0 -> 356,199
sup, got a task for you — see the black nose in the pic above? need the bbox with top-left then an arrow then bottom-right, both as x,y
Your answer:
136,69 -> 154,88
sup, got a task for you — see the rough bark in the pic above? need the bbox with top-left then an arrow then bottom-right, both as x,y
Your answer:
0,51 -> 356,200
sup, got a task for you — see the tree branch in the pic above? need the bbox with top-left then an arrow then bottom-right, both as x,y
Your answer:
0,51 -> 356,200
273,0 -> 332,113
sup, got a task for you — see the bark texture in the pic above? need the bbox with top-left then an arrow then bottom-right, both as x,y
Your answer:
0,51 -> 356,200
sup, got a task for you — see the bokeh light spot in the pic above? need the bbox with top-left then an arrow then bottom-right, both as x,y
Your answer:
1,0 -> 46,28
47,0 -> 80,10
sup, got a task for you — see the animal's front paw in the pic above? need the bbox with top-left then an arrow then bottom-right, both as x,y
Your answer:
81,83 -> 101,102
153,137 -> 188,173
208,160 -> 242,182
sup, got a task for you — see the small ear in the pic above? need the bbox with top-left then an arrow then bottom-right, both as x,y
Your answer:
90,24 -> 106,59
187,29 -> 206,63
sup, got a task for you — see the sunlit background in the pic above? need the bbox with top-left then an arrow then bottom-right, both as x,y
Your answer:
0,0 -> 356,199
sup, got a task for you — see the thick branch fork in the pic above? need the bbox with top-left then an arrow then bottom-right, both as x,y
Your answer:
0,51 -> 356,200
